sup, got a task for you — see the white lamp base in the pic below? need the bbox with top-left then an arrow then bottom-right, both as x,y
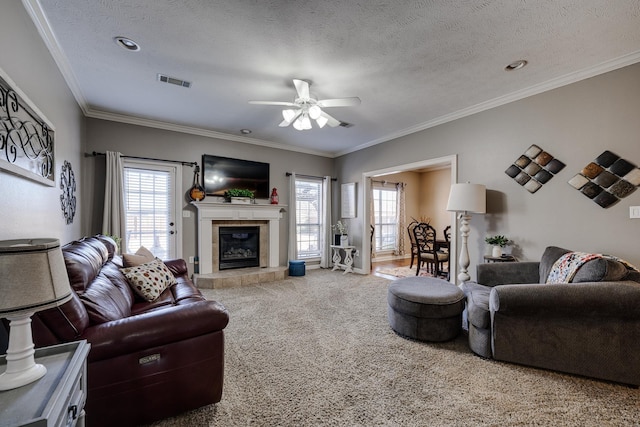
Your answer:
457,213 -> 472,283
0,312 -> 47,391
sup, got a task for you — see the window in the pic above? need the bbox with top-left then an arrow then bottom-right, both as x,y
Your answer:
373,187 -> 398,252
295,178 -> 323,258
123,161 -> 179,259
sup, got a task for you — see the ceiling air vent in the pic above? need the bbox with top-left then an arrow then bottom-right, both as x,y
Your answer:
157,74 -> 191,88
339,122 -> 353,128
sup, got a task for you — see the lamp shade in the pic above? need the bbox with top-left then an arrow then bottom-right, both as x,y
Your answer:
446,183 -> 486,214
0,238 -> 72,316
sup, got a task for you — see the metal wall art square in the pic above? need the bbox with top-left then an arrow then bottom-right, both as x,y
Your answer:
568,151 -> 639,208
505,144 -> 566,193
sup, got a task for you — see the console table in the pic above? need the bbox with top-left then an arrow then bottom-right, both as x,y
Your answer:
330,245 -> 356,274
0,340 -> 90,427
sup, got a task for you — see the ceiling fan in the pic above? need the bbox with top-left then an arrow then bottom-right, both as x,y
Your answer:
249,79 -> 360,130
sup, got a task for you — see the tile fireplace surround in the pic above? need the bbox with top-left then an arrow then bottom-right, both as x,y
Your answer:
192,201 -> 287,288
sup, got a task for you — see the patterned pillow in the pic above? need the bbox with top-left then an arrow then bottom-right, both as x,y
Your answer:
122,246 -> 155,267
121,258 -> 177,301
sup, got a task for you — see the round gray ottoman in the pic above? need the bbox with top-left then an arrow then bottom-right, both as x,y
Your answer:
387,276 -> 465,342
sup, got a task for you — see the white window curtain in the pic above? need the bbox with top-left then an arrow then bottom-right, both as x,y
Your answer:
102,151 -> 126,251
394,182 -> 407,256
288,172 -> 298,261
320,176 -> 332,268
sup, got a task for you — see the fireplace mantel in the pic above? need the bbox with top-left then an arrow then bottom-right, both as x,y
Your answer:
192,202 -> 287,274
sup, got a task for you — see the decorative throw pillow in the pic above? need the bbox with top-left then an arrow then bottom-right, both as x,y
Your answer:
123,246 -> 155,267
121,258 -> 177,301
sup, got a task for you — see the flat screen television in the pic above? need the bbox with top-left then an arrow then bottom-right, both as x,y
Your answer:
202,154 -> 270,199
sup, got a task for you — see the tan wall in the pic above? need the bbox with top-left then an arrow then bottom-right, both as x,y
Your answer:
419,168 -> 452,236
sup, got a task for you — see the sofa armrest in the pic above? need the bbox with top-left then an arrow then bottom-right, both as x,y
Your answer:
164,258 -> 188,278
477,261 -> 540,287
83,300 -> 229,362
490,281 -> 640,318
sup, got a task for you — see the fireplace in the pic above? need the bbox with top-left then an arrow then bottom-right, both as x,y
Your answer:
219,226 -> 259,270
192,202 -> 284,275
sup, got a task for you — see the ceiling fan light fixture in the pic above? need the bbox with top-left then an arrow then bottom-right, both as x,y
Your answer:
308,105 -> 322,120
292,117 -> 304,131
300,115 -> 312,130
282,109 -> 296,122
315,115 -> 328,128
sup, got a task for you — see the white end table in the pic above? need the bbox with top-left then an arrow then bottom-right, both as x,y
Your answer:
330,245 -> 356,274
0,340 -> 90,427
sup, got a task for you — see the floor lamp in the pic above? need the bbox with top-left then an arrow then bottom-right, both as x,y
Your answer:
0,238 -> 73,390
446,183 -> 486,283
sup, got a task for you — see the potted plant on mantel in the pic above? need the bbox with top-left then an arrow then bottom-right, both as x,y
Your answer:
332,220 -> 349,246
224,188 -> 255,204
485,235 -> 510,258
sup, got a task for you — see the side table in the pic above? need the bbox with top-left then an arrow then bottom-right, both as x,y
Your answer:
330,245 -> 356,274
0,340 -> 90,427
483,255 -> 517,263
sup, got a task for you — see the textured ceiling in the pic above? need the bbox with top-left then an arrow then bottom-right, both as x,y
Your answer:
27,0 -> 640,157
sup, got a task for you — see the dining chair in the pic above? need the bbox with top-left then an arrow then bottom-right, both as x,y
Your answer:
439,225 -> 452,278
412,222 -> 448,277
407,220 -> 419,269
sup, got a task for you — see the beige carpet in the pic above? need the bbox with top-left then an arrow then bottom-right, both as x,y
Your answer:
149,269 -> 639,427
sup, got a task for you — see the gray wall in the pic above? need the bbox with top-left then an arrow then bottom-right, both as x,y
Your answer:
0,1 -> 84,244
336,63 -> 640,278
84,118 -> 333,272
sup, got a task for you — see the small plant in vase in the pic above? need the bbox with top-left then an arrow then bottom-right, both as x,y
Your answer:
485,235 -> 510,258
332,221 -> 349,246
224,188 -> 255,204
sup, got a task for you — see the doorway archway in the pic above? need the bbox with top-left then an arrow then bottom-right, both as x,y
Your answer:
362,155 -> 457,282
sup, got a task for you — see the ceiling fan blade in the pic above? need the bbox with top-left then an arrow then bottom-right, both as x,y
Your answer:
320,111 -> 341,128
317,97 -> 361,108
293,79 -> 310,99
249,100 -> 297,106
279,109 -> 302,127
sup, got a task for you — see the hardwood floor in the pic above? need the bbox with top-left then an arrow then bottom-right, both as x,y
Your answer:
371,258 -> 411,280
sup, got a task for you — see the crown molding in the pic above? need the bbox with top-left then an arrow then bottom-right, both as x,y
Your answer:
22,0 -> 90,115
337,50 -> 640,157
85,109 -> 333,158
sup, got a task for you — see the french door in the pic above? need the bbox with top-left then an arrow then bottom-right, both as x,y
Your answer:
122,159 -> 182,259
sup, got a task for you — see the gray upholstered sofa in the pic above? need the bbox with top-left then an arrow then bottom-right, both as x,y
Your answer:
461,246 -> 640,386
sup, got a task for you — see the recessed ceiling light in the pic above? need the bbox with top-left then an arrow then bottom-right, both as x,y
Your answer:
505,60 -> 528,71
114,36 -> 140,51
240,129 -> 252,135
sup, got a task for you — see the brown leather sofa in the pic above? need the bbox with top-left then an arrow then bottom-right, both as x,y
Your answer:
27,235 -> 229,427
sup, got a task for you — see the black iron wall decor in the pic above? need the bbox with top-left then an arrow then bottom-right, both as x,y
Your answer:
0,69 -> 55,186
505,144 -> 566,193
568,151 -> 640,208
60,160 -> 76,224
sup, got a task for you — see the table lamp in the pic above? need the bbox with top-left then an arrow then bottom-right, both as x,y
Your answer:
0,238 -> 72,390
446,183 -> 486,283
